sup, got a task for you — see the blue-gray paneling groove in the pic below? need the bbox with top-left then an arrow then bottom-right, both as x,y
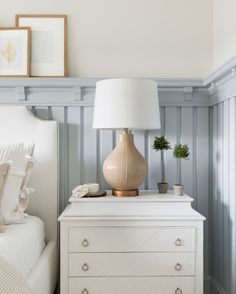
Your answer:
0,77 -> 211,292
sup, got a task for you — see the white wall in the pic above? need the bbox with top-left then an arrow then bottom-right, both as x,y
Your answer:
0,0 -> 212,78
213,0 -> 236,70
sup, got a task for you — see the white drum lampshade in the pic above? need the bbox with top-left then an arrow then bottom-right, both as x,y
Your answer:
93,78 -> 161,196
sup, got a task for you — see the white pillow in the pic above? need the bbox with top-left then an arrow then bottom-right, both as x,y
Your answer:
0,143 -> 34,224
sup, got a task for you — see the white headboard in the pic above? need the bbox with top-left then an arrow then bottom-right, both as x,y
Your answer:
0,106 -> 58,242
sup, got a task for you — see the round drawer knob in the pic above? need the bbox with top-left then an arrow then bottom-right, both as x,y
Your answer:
175,288 -> 182,294
82,289 -> 89,294
175,238 -> 182,246
175,263 -> 182,271
82,239 -> 89,247
82,263 -> 89,271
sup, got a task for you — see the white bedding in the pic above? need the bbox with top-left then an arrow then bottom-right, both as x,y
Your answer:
0,216 -> 45,278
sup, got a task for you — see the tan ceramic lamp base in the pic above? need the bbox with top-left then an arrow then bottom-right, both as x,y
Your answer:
103,129 -> 148,197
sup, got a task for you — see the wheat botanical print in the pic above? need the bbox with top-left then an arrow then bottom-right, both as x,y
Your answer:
1,40 -> 17,66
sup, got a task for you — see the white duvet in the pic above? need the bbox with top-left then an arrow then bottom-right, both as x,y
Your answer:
0,216 -> 45,278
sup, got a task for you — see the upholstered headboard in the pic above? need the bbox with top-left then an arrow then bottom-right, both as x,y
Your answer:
0,106 -> 58,242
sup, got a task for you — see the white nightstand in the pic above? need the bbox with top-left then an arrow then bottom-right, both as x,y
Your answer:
58,191 -> 205,294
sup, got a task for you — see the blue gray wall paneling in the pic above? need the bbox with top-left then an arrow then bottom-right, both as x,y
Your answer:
4,72 -> 236,293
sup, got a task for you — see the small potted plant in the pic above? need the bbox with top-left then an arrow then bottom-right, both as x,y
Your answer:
173,143 -> 190,196
152,136 -> 171,193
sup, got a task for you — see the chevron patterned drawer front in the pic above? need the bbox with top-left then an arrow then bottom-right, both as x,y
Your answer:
68,226 -> 195,253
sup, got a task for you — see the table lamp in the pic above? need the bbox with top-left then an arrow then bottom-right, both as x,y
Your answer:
93,78 -> 161,196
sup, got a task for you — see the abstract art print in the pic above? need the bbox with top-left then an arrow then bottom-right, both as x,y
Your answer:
16,15 -> 67,77
0,27 -> 30,77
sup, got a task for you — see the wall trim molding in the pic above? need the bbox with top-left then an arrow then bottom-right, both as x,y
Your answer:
0,77 -> 205,88
0,77 -> 209,107
1,56 -> 236,107
205,55 -> 236,106
205,56 -> 236,86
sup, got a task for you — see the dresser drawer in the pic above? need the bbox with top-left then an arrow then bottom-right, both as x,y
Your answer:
69,277 -> 194,294
69,227 -> 195,252
69,252 -> 194,277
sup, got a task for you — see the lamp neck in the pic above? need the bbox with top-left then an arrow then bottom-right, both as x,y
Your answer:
122,128 -> 129,135
120,128 -> 134,144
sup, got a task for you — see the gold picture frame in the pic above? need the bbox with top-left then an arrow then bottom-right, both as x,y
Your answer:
0,27 -> 30,77
16,14 -> 67,77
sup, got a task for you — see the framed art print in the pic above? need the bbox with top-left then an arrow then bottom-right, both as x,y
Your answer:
0,27 -> 30,77
16,15 -> 67,77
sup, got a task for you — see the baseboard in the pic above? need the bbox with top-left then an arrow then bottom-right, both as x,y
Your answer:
204,275 -> 211,294
208,276 -> 227,294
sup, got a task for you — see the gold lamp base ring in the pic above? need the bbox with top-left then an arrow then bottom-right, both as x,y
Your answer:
112,189 -> 139,197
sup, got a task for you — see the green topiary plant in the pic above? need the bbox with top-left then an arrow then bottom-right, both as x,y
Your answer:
173,143 -> 190,186
173,144 -> 190,160
152,136 -> 171,184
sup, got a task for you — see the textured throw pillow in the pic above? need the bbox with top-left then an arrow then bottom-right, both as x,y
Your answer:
0,161 -> 11,232
0,143 -> 34,224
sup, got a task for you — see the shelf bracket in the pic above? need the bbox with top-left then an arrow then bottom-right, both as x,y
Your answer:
184,86 -> 193,101
73,86 -> 82,101
231,66 -> 236,78
16,87 -> 26,101
208,82 -> 218,98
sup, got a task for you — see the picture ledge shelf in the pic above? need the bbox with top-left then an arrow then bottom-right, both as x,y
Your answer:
0,77 -> 209,107
0,55 -> 236,106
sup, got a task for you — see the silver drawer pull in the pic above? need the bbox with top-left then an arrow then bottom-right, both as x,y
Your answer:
175,263 -> 182,271
175,238 -> 182,246
82,239 -> 89,247
82,263 -> 89,271
82,289 -> 89,294
175,288 -> 182,294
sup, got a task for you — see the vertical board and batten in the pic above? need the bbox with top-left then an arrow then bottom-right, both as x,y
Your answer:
1,63 -> 236,294
0,78 -> 210,291
210,101 -> 235,294
32,95 -> 210,285
33,105 -> 209,212
208,60 -> 236,294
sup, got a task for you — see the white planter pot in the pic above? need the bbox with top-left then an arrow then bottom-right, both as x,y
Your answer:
173,184 -> 184,196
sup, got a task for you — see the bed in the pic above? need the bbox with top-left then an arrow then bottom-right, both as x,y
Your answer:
0,106 -> 59,294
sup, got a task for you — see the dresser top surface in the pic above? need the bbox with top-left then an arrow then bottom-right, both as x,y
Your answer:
59,190 -> 205,221
69,190 -> 194,203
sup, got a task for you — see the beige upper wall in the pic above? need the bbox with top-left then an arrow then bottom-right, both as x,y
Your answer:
0,0 -> 212,78
213,0 -> 236,71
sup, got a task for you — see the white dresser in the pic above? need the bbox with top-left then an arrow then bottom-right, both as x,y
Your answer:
59,191 -> 205,294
